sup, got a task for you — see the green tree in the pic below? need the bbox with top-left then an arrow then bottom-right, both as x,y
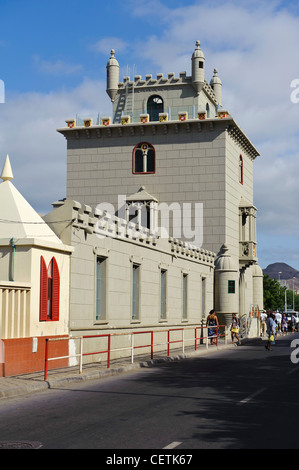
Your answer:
286,288 -> 299,311
263,274 -> 284,310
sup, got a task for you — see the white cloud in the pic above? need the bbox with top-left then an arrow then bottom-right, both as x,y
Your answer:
33,55 -> 83,76
128,0 -> 299,267
1,0 -> 299,268
0,78 -> 110,214
92,37 -> 128,55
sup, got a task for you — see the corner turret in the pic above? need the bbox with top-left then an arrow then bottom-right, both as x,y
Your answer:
191,40 -> 205,95
106,49 -> 119,103
210,68 -> 222,106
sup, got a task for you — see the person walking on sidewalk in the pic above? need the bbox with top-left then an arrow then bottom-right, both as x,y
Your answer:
265,313 -> 276,351
281,313 -> 288,334
275,311 -> 282,335
230,313 -> 241,346
260,310 -> 267,337
290,313 -> 296,334
206,309 -> 219,345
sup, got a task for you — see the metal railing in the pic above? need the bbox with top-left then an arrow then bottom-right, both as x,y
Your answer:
71,105 -> 217,128
44,325 -> 227,380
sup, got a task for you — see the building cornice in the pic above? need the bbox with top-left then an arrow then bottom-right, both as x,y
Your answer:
57,115 -> 259,159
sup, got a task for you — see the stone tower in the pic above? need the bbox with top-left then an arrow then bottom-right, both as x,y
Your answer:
58,41 -> 264,322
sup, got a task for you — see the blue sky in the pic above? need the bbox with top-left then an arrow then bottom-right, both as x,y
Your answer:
1,0 -> 299,270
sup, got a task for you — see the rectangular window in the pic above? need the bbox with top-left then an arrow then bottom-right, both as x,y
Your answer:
132,264 -> 140,321
201,277 -> 206,319
96,257 -> 106,321
182,274 -> 188,319
228,280 -> 235,294
160,270 -> 167,320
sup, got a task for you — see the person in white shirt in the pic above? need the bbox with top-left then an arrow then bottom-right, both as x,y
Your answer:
275,311 -> 282,334
260,311 -> 267,337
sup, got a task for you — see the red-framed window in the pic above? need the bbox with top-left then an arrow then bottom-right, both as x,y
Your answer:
40,256 -> 60,321
239,155 -> 244,184
132,142 -> 156,174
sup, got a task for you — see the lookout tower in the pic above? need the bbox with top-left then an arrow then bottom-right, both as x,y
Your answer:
105,41 -> 222,124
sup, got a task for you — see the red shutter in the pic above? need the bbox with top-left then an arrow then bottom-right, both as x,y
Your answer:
51,257 -> 60,321
40,256 -> 48,321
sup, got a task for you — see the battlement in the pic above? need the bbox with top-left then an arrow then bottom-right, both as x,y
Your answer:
117,74 -> 217,101
50,199 -> 215,266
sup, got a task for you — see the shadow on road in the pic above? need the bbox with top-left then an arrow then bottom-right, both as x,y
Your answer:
124,333 -> 299,449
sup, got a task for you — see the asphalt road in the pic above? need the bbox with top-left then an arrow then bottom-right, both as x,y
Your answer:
0,333 -> 299,452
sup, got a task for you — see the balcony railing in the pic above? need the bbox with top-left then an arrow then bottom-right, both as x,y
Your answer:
64,107 -> 229,129
239,241 -> 257,263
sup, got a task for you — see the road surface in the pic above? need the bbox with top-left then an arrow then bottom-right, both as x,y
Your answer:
0,333 -> 298,451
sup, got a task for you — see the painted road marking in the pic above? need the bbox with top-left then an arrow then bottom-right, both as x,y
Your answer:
237,387 -> 267,406
163,441 -> 182,449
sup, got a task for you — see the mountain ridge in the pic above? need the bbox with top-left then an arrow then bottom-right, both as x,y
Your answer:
263,262 -> 299,291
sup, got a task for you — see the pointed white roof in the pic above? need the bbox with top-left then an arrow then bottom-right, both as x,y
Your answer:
0,156 -> 62,244
1,154 -> 13,181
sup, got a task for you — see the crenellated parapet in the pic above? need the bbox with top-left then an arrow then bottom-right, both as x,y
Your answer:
47,199 -> 215,267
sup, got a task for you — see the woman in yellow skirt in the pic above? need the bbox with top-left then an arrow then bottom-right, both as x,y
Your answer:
231,313 -> 241,346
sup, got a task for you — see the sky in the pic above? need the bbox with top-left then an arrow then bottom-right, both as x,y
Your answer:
0,0 -> 299,270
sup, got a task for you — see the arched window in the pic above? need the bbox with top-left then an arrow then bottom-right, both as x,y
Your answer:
133,143 -> 156,174
239,155 -> 244,184
206,103 -> 210,118
40,256 -> 60,321
147,95 -> 164,121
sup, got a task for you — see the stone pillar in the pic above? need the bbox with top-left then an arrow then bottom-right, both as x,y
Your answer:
215,244 -> 239,327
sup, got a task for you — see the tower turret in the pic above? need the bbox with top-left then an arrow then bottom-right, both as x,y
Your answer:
106,49 -> 119,103
191,40 -> 205,95
210,68 -> 222,106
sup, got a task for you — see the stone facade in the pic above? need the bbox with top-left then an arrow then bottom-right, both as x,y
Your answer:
55,41 -> 263,350
44,198 -> 216,360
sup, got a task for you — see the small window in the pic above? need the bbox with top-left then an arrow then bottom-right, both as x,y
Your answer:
182,274 -> 188,319
160,270 -> 167,320
206,103 -> 210,118
198,62 -> 204,69
96,257 -> 107,321
239,155 -> 243,184
132,264 -> 140,321
228,280 -> 235,294
133,142 -> 156,174
201,277 -> 206,319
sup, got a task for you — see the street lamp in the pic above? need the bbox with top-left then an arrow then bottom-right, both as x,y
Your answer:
293,277 -> 295,311
278,272 -> 282,311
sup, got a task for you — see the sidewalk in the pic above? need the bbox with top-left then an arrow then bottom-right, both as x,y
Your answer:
0,340 -> 235,400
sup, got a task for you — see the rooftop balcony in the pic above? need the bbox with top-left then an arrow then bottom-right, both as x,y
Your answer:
239,240 -> 258,271
64,107 -> 229,129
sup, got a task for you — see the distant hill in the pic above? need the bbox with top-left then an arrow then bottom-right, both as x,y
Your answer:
263,262 -> 299,280
263,262 -> 299,291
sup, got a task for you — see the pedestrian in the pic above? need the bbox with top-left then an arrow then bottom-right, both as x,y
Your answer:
265,313 -> 276,351
206,309 -> 219,345
260,310 -> 267,337
275,311 -> 282,335
281,313 -> 288,334
231,313 -> 241,346
290,313 -> 296,334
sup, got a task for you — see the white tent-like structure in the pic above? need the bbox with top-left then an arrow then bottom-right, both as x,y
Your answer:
0,155 -> 73,377
0,155 -> 62,244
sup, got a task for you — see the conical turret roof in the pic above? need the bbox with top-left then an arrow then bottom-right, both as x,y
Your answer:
0,155 -> 63,244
